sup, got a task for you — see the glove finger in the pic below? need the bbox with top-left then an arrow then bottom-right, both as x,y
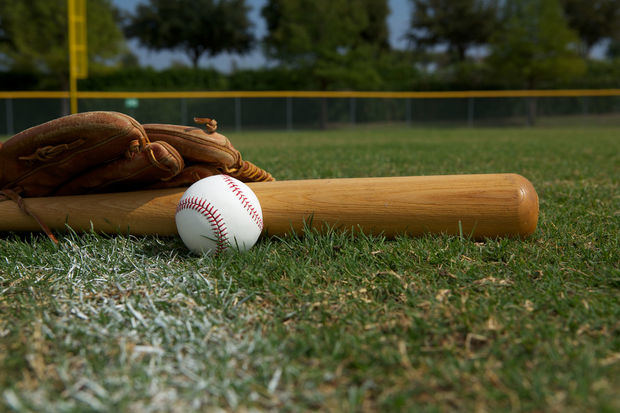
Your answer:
143,123 -> 240,166
55,141 -> 183,195
144,120 -> 275,182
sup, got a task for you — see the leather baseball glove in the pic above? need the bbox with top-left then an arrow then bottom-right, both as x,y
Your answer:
143,117 -> 273,187
0,111 -> 274,241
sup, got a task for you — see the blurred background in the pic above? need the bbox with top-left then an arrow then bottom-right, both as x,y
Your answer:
0,0 -> 618,132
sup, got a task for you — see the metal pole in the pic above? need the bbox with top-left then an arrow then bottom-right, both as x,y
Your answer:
67,0 -> 87,114
235,97 -> 242,132
286,97 -> 293,131
406,98 -> 411,126
467,97 -> 475,128
350,97 -> 356,125
68,0 -> 78,114
5,98 -> 14,136
180,98 -> 187,124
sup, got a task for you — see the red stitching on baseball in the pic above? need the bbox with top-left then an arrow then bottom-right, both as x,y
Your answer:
221,175 -> 264,230
176,196 -> 229,254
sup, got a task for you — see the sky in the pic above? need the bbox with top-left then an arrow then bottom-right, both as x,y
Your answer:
112,0 -> 412,72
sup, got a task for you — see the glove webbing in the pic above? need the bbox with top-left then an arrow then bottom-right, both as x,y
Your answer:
0,189 -> 58,244
226,160 -> 274,182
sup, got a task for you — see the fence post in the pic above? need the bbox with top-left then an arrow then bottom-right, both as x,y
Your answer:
180,98 -> 187,124
467,97 -> 475,128
350,97 -> 356,125
286,97 -> 293,131
526,97 -> 537,127
406,98 -> 412,126
235,97 -> 242,132
582,96 -> 589,116
5,98 -> 14,136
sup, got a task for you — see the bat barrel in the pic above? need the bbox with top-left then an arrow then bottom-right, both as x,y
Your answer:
0,173 -> 538,239
250,173 -> 539,239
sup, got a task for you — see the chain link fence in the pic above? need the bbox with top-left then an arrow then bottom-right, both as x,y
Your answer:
1,94 -> 619,136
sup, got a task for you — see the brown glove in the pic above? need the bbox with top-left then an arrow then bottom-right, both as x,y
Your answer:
143,117 -> 274,188
0,111 -> 184,242
0,111 -> 183,197
0,111 -> 273,242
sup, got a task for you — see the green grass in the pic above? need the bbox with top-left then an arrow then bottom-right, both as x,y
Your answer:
1,125 -> 619,411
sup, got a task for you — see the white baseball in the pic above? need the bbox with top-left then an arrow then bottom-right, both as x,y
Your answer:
175,175 -> 263,255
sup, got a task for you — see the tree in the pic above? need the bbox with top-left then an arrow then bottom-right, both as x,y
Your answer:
0,0 -> 126,82
608,39 -> 620,59
262,0 -> 390,87
0,12 -> 10,47
559,0 -> 619,57
359,0 -> 391,52
125,0 -> 254,68
489,0 -> 585,88
488,0 -> 586,124
407,0 -> 498,63
262,0 -> 390,127
0,13 -> 11,69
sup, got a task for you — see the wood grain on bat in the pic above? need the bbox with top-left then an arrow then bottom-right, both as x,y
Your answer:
0,173 -> 539,239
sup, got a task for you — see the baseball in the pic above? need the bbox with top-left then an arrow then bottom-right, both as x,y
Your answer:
175,175 -> 263,255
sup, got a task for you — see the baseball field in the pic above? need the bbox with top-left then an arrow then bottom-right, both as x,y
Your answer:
1,125 -> 618,411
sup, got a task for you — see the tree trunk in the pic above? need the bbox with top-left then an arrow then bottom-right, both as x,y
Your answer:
190,49 -> 201,68
457,44 -> 467,62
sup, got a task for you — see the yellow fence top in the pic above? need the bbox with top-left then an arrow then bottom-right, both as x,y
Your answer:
0,89 -> 619,99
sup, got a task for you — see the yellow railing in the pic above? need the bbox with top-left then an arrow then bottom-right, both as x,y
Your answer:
1,89 -> 619,99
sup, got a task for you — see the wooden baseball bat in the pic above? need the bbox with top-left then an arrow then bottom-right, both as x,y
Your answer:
0,174 -> 538,239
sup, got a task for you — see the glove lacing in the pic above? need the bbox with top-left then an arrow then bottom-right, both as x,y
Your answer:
0,189 -> 58,244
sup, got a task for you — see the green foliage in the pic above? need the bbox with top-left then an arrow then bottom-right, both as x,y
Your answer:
488,0 -> 586,88
0,0 -> 126,83
372,51 -> 423,91
125,0 -> 254,68
228,66 -> 311,90
408,0 -> 498,63
262,0 -> 390,90
559,58 -> 620,88
0,0 -> 617,92
608,40 -> 620,59
0,1 -> 67,74
560,0 -> 619,54
79,67 -> 228,91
